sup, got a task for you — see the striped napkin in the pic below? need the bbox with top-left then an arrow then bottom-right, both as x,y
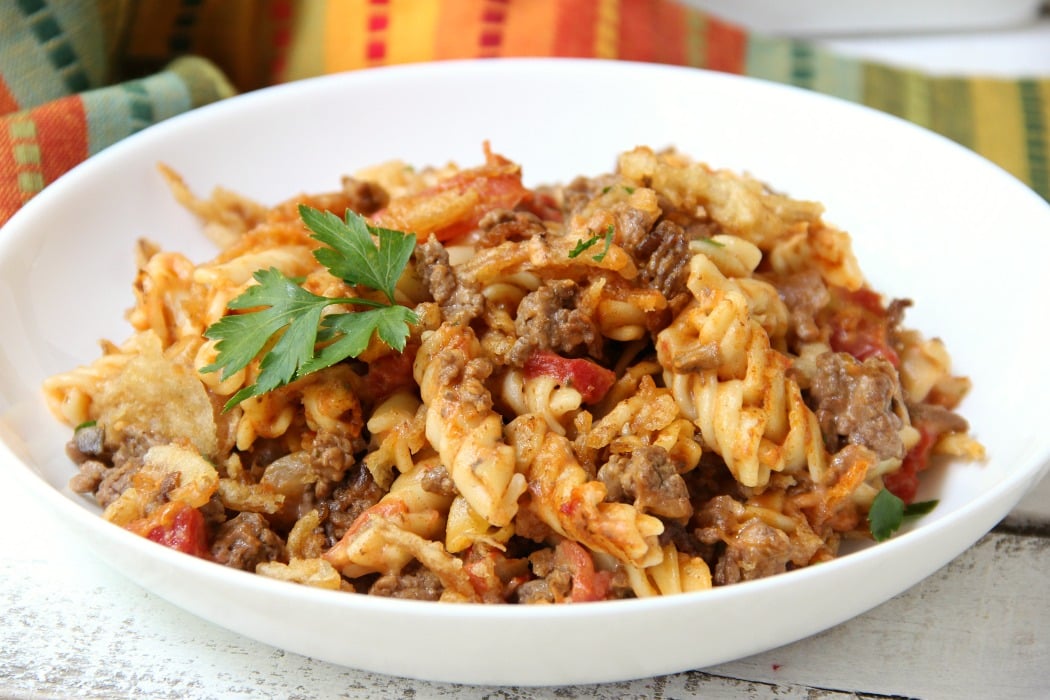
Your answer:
2,0 -> 1047,227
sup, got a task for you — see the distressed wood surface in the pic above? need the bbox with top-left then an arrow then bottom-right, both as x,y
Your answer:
2,468 -> 1047,700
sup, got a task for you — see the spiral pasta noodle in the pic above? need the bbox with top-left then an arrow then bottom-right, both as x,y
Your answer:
44,145 -> 983,602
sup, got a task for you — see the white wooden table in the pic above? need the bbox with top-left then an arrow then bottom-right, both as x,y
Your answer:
2,456 -> 1047,700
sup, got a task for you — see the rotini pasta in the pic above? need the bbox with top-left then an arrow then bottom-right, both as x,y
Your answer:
45,145 -> 983,602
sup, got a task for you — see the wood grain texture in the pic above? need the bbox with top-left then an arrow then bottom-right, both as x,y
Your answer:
2,489 -> 1046,699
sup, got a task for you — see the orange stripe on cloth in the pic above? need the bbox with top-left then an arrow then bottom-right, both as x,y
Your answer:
500,0 -> 558,56
552,0 -> 600,57
433,0 -> 487,60
32,96 -> 90,185
0,115 -> 43,224
0,96 -> 86,225
0,75 -> 18,115
706,16 -> 747,73
324,0 -> 372,73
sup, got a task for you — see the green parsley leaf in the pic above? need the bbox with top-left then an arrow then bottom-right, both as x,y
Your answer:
903,499 -> 939,518
300,304 -> 418,375
868,489 -> 939,542
569,225 -> 615,262
591,225 -> 614,262
697,237 -> 725,248
201,206 -> 420,410
300,205 -> 416,304
568,234 -> 602,259
202,268 -> 347,407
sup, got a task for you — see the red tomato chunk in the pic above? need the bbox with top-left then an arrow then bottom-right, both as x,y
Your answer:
523,351 -> 616,404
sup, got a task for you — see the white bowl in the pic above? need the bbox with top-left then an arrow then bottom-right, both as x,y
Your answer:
1,59 -> 1048,686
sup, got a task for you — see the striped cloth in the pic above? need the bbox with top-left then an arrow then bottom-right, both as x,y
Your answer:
2,0 -> 1047,227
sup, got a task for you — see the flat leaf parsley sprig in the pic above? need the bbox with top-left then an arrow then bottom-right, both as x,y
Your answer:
867,489 -> 939,542
202,205 -> 419,409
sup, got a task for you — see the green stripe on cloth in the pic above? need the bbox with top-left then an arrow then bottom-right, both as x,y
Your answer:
745,35 -> 792,84
809,48 -> 862,104
929,78 -> 974,147
0,56 -> 236,226
788,40 -> 815,90
1019,79 -> 1049,198
15,0 -> 91,94
45,0 -> 113,89
121,82 -> 155,132
0,2 -> 76,109
6,115 -> 44,203
684,10 -> 706,68
168,56 -> 238,109
861,63 -> 917,120
82,57 -> 235,156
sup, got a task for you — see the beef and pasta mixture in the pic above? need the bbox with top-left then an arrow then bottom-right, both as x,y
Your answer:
44,145 -> 983,602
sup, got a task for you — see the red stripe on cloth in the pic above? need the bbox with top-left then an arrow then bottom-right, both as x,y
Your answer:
269,0 -> 295,79
618,0 -> 657,61
366,0 -> 390,66
0,75 -> 18,116
706,17 -> 747,73
369,13 -> 389,31
653,1 -> 689,65
479,0 -> 508,57
31,96 -> 90,185
552,0 -> 600,57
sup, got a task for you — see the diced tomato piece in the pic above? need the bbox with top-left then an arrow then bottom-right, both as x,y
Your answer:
825,286 -> 900,367
884,424 -> 937,504
556,540 -> 612,603
520,191 -> 564,223
130,501 -> 210,558
372,145 -> 533,242
426,169 -> 530,241
523,351 -> 615,404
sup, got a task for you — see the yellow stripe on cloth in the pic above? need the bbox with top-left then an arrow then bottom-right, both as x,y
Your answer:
970,79 -> 1028,184
324,0 -> 371,73
387,0 -> 440,65
594,0 -> 620,60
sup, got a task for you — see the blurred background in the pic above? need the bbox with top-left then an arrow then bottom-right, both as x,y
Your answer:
3,0 -> 1049,227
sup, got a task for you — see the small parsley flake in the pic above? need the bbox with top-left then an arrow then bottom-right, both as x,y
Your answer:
568,225 -> 615,262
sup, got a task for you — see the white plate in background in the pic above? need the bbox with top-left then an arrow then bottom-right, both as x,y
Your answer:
683,0 -> 1045,36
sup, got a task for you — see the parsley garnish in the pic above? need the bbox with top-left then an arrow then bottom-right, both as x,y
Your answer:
568,225 -> 614,262
201,205 -> 418,409
868,489 -> 939,542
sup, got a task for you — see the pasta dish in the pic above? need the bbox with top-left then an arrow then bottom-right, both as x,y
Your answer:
43,145 -> 983,602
